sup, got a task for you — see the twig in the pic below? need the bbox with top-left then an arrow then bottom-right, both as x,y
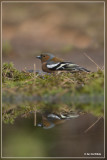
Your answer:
102,66 -> 104,70
34,110 -> 36,126
33,64 -> 36,126
34,64 -> 36,79
33,63 -> 36,87
84,53 -> 102,70
84,116 -> 103,133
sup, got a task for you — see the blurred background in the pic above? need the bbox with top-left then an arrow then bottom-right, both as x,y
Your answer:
2,2 -> 104,158
2,2 -> 104,71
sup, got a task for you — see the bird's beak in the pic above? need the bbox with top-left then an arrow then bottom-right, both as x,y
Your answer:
36,55 -> 41,59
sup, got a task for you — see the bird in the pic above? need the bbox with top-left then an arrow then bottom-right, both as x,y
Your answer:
36,53 -> 90,73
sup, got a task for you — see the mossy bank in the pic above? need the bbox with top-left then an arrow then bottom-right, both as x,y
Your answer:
2,63 -> 104,124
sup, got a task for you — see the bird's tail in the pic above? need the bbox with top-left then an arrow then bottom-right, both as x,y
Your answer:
76,66 -> 90,72
64,63 -> 90,73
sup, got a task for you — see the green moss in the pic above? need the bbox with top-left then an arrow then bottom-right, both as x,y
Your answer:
2,63 -> 104,124
2,62 -> 33,82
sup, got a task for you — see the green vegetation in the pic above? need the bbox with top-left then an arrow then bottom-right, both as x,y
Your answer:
2,63 -> 104,124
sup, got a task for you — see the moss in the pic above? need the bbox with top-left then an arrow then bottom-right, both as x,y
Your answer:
2,62 -> 34,82
2,63 -> 104,124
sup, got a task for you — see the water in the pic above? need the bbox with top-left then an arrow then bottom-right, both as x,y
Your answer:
2,112 -> 104,158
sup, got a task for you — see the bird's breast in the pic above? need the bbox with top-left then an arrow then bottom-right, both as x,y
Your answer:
42,62 -> 54,73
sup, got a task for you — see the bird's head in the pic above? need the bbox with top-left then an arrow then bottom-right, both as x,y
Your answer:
36,53 -> 55,63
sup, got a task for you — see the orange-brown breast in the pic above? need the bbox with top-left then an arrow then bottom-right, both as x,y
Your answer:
42,62 -> 54,73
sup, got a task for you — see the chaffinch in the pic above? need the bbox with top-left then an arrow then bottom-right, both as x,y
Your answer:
38,113 -> 79,129
36,53 -> 90,73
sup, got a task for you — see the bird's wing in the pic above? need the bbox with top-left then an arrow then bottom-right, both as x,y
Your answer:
47,62 -> 90,72
47,62 -> 60,69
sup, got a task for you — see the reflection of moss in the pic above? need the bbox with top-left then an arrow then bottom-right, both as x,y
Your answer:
2,41 -> 13,56
2,63 -> 104,124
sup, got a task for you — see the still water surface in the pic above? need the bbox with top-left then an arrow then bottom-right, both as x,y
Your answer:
2,112 -> 104,158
